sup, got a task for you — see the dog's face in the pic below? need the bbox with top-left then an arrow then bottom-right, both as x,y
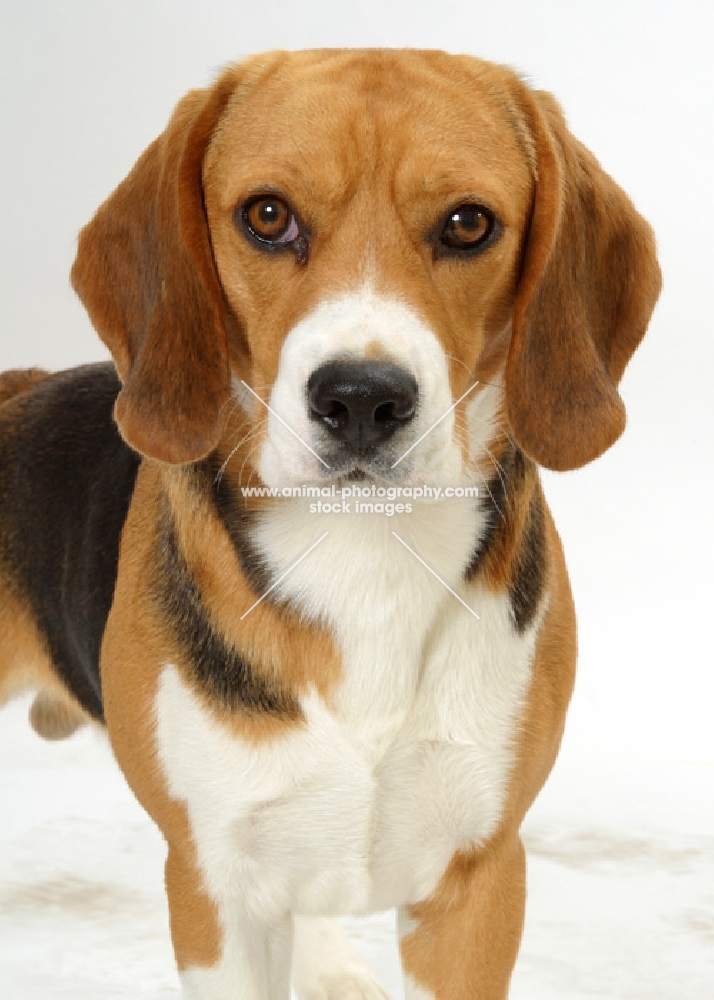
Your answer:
71,50 -> 661,478
202,52 -> 531,488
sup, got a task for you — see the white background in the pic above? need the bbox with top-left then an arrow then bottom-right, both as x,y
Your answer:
0,2 -> 712,998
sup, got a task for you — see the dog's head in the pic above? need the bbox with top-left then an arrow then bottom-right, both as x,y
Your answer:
72,50 -> 660,482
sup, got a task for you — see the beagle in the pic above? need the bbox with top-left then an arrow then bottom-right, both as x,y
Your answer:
0,50 -> 660,1000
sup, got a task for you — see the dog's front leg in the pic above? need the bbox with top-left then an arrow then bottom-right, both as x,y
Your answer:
291,914 -> 391,1000
166,848 -> 293,1000
398,835 -> 526,1000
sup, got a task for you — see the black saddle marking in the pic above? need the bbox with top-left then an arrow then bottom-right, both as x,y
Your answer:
0,363 -> 141,721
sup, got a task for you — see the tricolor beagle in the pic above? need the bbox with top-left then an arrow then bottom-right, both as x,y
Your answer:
0,50 -> 660,1000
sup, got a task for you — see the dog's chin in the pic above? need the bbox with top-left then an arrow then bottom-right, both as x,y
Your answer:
323,461 -> 406,488
299,452 -> 464,489
320,450 -> 465,488
340,467 -> 395,487
260,440 -> 465,489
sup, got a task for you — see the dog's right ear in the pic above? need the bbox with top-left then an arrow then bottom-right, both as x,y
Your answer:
71,70 -> 240,464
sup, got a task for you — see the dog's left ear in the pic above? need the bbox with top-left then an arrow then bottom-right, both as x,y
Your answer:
507,89 -> 662,471
71,70 -> 240,464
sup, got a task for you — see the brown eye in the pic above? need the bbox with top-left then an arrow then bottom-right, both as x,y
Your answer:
441,204 -> 495,251
242,195 -> 300,245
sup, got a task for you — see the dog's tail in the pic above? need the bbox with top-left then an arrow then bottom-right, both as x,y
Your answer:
28,691 -> 87,741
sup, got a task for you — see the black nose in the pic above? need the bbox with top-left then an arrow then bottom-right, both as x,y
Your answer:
307,360 -> 418,453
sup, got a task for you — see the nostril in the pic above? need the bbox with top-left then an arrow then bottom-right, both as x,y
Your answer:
311,398 -> 349,421
374,401 -> 395,424
374,398 -> 415,424
313,398 -> 350,433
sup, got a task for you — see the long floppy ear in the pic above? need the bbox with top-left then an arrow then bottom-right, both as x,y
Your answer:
71,70 -> 239,464
507,90 -> 661,471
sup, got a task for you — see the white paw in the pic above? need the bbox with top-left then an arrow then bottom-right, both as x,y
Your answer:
292,916 -> 391,1000
295,968 -> 390,1000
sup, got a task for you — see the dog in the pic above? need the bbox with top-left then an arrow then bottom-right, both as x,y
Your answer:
0,49 -> 660,999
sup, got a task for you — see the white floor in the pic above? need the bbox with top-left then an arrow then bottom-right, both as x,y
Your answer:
1,696 -> 712,1000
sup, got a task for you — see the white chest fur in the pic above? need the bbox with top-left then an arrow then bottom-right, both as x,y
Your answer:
154,500 -> 539,923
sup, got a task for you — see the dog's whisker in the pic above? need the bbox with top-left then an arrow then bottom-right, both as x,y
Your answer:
480,476 -> 505,521
444,353 -> 476,379
484,446 -> 508,496
238,435 -> 266,488
244,445 -> 266,492
218,393 -> 241,422
215,419 -> 268,487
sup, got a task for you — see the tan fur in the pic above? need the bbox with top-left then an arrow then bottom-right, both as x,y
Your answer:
71,75 -> 243,465
401,835 -> 527,1000
507,88 -> 661,470
0,582 -> 89,737
97,464 -> 223,969
0,583 -> 55,703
